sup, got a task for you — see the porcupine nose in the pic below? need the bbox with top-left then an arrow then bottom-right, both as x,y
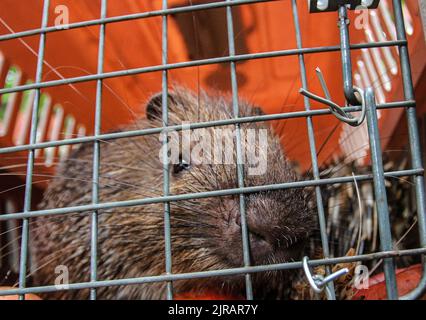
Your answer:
234,211 -> 275,262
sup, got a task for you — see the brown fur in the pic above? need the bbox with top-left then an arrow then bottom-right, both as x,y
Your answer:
30,87 -> 316,299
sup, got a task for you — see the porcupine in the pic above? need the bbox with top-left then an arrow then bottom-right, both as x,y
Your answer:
29,86 -> 318,299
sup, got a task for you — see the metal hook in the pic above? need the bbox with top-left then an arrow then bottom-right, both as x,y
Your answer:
299,67 -> 366,126
337,4 -> 361,106
305,3 -> 373,114
302,256 -> 349,299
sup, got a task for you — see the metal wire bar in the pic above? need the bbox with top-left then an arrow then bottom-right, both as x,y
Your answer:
300,86 -> 366,126
0,0 -> 423,301
1,247 -> 425,297
337,5 -> 359,105
0,40 -> 406,96
16,0 -> 50,300
89,0 -> 107,300
0,100 -> 415,154
161,0 -> 174,300
365,88 -> 398,299
291,0 -> 336,299
390,0 -> 426,300
300,68 -> 367,126
1,168 -> 422,222
302,256 -> 348,295
0,0 -> 275,42
226,0 -> 253,300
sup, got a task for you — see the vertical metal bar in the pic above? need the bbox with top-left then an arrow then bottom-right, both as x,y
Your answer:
18,0 -> 50,300
291,0 -> 336,299
338,5 -> 359,105
90,0 -> 107,300
391,0 -> 426,300
365,88 -> 398,300
162,0 -> 174,300
225,0 -> 253,300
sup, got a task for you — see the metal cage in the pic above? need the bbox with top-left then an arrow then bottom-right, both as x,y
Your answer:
0,0 -> 425,300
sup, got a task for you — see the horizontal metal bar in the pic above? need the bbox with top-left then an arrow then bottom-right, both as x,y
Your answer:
0,247 -> 425,297
0,100 -> 415,154
0,40 -> 406,96
0,168 -> 422,221
0,0 -> 275,42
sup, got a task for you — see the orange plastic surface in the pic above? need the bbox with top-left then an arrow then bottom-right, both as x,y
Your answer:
0,0 -> 424,186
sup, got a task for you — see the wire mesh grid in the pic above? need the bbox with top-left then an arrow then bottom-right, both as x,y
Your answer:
0,0 -> 424,300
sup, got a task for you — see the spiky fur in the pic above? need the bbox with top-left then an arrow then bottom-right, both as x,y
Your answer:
30,87 -> 316,299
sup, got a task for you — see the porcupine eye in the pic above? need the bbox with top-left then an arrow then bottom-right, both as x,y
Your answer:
173,155 -> 190,174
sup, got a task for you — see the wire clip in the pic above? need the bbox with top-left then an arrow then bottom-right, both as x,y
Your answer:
302,256 -> 349,299
299,67 -> 366,126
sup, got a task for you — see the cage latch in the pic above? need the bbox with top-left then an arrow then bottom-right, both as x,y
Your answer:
302,256 -> 349,299
299,67 -> 366,126
301,1 -> 379,123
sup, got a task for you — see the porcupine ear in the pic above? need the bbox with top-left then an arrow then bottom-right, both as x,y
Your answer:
145,92 -> 177,121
